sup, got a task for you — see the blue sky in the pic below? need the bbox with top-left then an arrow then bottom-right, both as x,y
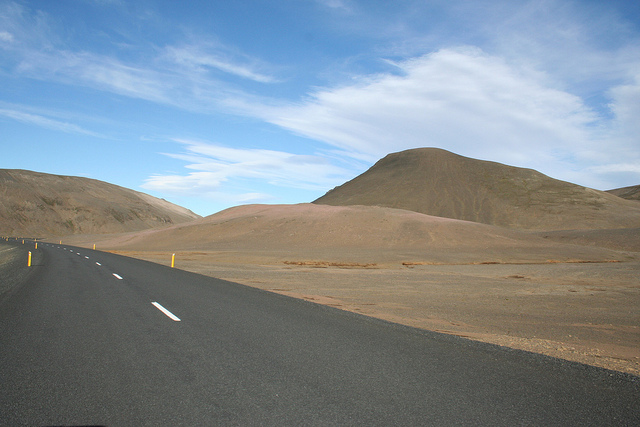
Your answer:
1,0 -> 639,216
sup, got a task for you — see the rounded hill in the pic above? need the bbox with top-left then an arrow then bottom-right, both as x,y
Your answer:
66,203 -> 625,265
313,148 -> 640,230
0,169 -> 200,237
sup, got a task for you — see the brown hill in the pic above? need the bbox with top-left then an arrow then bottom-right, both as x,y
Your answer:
606,185 -> 640,201
62,203 -> 624,265
0,169 -> 199,237
313,148 -> 640,230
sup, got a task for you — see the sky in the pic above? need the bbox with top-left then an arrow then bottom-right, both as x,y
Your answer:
1,0 -> 639,216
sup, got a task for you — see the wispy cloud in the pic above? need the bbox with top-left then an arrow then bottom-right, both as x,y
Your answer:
608,74 -> 640,138
5,43 -> 277,119
15,49 -> 171,103
3,0 -> 639,199
163,44 -> 278,83
481,0 -> 640,84
2,1 -> 278,115
265,48 -> 598,162
260,46 -> 639,189
142,139 -> 354,201
316,0 -> 353,13
85,0 -> 124,5
0,1 -> 58,50
0,107 -> 106,138
0,30 -> 13,42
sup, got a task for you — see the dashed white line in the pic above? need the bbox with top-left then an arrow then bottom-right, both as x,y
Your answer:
96,262 -> 102,266
112,273 -> 123,280
85,256 -> 89,259
151,302 -> 181,322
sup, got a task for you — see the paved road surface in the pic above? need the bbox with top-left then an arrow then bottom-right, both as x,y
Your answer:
1,240 -> 638,425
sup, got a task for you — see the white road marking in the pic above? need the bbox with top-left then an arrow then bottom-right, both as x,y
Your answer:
113,273 -> 123,280
85,256 -> 89,259
152,302 -> 181,322
96,262 -> 101,266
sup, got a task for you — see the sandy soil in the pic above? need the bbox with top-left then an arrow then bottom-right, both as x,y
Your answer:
91,249 -> 640,377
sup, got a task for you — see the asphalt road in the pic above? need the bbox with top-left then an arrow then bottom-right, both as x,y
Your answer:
1,240 -> 638,426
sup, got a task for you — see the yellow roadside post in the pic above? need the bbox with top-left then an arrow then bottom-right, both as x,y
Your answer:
171,253 -> 175,268
28,251 -> 32,267
93,244 -> 96,250
35,242 -> 37,249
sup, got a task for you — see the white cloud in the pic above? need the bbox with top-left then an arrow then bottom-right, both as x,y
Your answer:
87,0 -> 124,5
4,0 -> 638,197
608,75 -> 640,139
164,44 -> 278,83
589,163 -> 640,174
0,1 -> 58,51
0,31 -> 13,42
265,48 -> 598,165
0,107 -> 106,138
1,1 -> 168,104
2,1 -> 276,115
142,139 -> 354,200
482,0 -> 639,85
256,46 -> 640,190
9,44 -> 266,117
316,0 -> 352,12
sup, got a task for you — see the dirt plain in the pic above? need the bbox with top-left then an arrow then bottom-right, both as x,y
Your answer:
57,204 -> 640,377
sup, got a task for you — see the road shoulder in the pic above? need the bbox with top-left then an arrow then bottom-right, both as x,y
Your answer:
0,243 -> 41,302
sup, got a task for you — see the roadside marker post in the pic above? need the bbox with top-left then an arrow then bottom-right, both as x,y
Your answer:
28,251 -> 32,267
171,253 -> 175,268
93,244 -> 96,250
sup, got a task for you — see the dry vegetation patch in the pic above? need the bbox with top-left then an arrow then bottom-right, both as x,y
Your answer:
284,261 -> 377,268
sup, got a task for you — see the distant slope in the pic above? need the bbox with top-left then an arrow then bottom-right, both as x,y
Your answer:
0,169 -> 200,237
313,148 -> 640,230
63,204 -> 625,264
535,228 -> 640,252
606,185 -> 640,201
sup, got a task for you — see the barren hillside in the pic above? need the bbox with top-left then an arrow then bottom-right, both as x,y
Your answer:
313,148 -> 640,230
0,169 -> 200,237
607,185 -> 640,201
62,203 -> 625,265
